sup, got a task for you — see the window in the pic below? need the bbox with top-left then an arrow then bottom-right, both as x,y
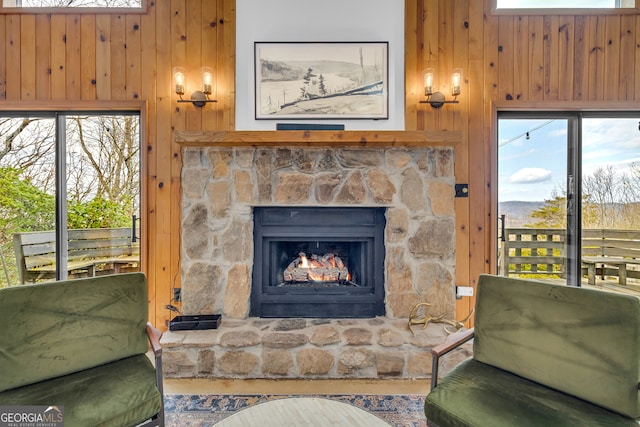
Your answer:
1,0 -> 144,10
497,111 -> 640,288
494,0 -> 639,11
0,112 -> 141,287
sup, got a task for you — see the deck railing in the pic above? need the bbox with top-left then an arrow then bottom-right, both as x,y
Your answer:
498,228 -> 640,283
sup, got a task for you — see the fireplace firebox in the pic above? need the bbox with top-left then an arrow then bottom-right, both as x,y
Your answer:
252,207 -> 386,318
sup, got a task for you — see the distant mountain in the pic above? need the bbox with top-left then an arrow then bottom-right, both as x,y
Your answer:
260,59 -> 365,82
260,60 -> 305,82
499,201 -> 545,227
286,60 -> 362,75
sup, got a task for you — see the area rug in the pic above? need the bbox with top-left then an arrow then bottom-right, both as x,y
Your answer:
164,394 -> 427,426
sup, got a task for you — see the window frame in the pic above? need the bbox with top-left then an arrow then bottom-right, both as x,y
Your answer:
0,100 -> 147,280
493,104 -> 640,286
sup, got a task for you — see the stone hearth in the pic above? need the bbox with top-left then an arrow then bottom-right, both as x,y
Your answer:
161,318 -> 472,379
163,141 -> 458,380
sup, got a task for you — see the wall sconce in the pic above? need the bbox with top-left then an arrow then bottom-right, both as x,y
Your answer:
173,67 -> 217,107
420,68 -> 463,108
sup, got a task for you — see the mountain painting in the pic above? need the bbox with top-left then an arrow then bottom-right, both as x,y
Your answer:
254,42 -> 388,120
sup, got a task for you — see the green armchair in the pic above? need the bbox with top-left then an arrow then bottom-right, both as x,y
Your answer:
0,273 -> 164,427
425,274 -> 640,427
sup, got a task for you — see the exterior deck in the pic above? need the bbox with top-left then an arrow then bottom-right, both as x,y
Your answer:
498,228 -> 640,296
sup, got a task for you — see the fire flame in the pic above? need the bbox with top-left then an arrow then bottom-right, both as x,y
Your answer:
294,252 -> 348,282
299,254 -> 309,268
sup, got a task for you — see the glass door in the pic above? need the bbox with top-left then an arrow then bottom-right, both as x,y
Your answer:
497,115 -> 574,283
498,111 -> 640,290
0,112 -> 140,287
580,116 -> 640,287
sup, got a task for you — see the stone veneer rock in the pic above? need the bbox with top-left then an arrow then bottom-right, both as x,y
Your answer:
172,145 -> 458,379
161,318 -> 473,380
181,146 -> 456,320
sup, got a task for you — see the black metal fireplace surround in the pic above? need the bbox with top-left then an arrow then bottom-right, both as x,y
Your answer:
252,207 -> 386,318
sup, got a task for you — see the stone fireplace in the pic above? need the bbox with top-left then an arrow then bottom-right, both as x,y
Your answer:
162,133 -> 463,380
180,144 -> 456,320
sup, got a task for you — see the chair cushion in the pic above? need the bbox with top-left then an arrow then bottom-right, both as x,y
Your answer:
0,354 -> 161,427
425,358 -> 638,427
0,273 -> 149,392
473,274 -> 640,418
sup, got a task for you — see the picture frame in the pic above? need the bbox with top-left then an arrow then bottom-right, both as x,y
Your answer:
254,42 -> 389,120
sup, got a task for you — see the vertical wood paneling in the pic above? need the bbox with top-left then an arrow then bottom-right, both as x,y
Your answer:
220,0 -> 236,129
202,1 -> 218,131
36,15 -> 51,100
544,16 -> 560,100
125,15 -> 141,101
149,0 -> 185,328
95,15 -> 111,100
588,16 -> 606,100
636,16 -> 640,101
619,15 -> 635,100
6,15 -> 21,100
183,1 -> 202,130
481,0 -> 499,305
405,0 -> 419,132
464,0 -> 485,326
110,14 -> 126,99
219,0 -> 236,130
19,15 -> 35,100
558,16 -> 574,100
573,16 -> 588,100
453,0 -> 469,112
80,15 -> 96,100
152,0 -> 173,327
528,16 -> 544,101
0,15 -> 6,99
422,0 -> 440,130
453,0 -> 472,322
438,1 -> 455,129
514,16 -> 529,101
498,16 -> 514,103
414,0 -> 427,131
604,16 -> 620,100
50,15 -> 65,100
140,0 -> 158,324
65,15 -> 81,99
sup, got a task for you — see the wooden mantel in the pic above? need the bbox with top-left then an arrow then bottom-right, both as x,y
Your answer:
174,130 -> 463,147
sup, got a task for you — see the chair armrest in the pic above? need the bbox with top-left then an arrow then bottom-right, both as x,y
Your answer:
146,322 -> 163,357
146,322 -> 164,410
430,327 -> 474,391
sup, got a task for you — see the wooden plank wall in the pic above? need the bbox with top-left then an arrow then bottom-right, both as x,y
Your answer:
1,0 -> 640,327
407,1 -> 640,322
0,0 -> 236,329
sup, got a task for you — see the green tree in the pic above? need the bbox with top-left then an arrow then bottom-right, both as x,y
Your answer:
67,196 -> 131,229
525,193 -> 567,229
0,167 -> 55,287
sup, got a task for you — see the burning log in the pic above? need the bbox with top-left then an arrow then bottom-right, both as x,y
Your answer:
283,252 -> 350,283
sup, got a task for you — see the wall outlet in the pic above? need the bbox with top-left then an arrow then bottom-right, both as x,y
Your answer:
456,286 -> 474,297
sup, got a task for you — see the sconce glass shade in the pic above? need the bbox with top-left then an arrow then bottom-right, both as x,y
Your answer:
422,68 -> 435,96
451,68 -> 463,97
419,67 -> 462,108
201,67 -> 214,95
173,67 -> 186,96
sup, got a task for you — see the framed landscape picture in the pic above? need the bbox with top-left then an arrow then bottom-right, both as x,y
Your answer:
255,42 -> 389,120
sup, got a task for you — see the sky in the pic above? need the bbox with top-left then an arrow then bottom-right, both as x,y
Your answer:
498,117 -> 640,202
